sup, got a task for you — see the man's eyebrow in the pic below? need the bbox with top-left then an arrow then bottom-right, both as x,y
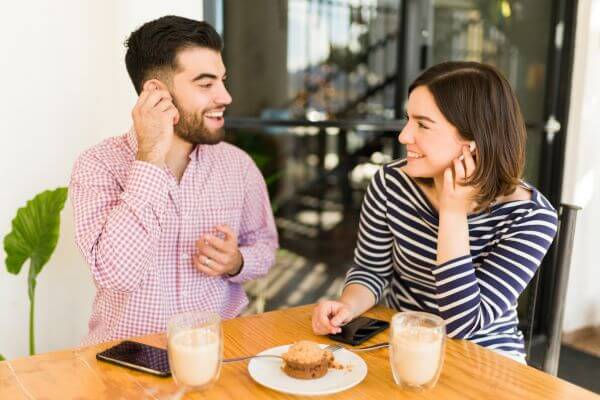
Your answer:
192,73 -> 217,81
192,72 -> 227,81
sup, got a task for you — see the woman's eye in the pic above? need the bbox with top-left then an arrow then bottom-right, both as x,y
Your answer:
199,83 -> 212,89
418,122 -> 428,129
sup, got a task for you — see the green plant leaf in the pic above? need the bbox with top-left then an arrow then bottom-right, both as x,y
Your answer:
265,170 -> 284,187
249,152 -> 270,169
0,354 -> 5,361
3,187 -> 68,278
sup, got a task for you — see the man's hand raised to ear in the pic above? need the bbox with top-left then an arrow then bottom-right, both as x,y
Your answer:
132,79 -> 180,167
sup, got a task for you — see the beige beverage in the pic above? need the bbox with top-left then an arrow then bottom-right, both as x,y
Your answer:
167,311 -> 222,392
168,329 -> 220,387
389,312 -> 445,389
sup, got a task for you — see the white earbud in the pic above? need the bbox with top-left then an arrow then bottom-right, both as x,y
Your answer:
459,142 -> 477,161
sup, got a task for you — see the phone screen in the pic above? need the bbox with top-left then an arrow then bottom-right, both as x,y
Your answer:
327,316 -> 390,346
96,341 -> 170,376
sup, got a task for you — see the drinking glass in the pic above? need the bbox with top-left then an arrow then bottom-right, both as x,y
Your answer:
389,311 -> 446,389
167,311 -> 222,393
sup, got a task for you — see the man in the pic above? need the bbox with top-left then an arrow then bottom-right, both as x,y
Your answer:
70,16 -> 278,345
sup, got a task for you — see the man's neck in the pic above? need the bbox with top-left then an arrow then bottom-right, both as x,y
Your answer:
166,135 -> 195,183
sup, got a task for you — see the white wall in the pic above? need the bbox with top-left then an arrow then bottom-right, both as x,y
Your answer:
561,0 -> 600,332
0,1 -> 203,360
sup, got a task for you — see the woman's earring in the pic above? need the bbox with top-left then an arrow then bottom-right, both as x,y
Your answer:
469,141 -> 476,153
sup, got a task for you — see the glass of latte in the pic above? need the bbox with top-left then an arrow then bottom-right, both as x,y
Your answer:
389,311 -> 446,389
167,311 -> 222,393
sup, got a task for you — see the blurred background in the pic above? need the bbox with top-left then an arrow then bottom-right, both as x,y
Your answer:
0,0 -> 598,392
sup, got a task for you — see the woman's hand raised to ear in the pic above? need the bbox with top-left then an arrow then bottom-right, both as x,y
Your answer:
438,144 -> 478,215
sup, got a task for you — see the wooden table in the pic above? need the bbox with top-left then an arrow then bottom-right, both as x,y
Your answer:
1,305 -> 598,399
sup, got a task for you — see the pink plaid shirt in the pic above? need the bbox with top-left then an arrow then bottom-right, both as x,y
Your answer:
70,129 -> 278,345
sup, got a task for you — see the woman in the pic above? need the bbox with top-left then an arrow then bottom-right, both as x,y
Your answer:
312,61 -> 558,363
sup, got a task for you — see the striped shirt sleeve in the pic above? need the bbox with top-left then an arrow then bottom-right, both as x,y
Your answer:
432,207 -> 558,338
344,167 -> 394,302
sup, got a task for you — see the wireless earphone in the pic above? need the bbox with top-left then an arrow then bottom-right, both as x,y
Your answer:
459,141 -> 477,161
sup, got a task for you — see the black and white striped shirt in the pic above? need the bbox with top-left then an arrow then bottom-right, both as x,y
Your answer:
345,159 -> 558,359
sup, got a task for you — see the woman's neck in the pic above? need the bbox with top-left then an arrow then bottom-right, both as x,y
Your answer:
427,172 -> 479,214
433,173 -> 445,197
413,170 -> 529,215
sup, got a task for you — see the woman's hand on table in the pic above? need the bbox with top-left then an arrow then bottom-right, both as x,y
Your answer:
312,300 -> 355,335
313,284 -> 377,335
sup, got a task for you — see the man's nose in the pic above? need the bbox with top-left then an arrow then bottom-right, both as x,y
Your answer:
216,83 -> 232,105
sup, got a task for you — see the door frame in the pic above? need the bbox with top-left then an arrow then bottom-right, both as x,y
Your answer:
534,0 -> 579,341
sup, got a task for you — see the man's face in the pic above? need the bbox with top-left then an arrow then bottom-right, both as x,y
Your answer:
170,47 -> 232,145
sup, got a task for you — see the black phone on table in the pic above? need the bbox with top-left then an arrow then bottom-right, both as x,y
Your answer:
96,340 -> 171,377
327,316 -> 390,346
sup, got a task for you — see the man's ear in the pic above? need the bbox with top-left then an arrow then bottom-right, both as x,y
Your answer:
142,78 -> 168,92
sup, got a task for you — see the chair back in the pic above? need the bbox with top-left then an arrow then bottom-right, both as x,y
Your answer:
525,203 -> 581,375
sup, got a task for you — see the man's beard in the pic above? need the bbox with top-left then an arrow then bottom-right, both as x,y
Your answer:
173,100 -> 225,145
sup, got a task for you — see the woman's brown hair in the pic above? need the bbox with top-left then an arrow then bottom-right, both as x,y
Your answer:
408,61 -> 527,210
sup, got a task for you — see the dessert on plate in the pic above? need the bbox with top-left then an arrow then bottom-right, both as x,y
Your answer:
281,341 -> 335,379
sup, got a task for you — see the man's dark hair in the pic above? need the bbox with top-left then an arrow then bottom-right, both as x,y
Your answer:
125,15 -> 222,94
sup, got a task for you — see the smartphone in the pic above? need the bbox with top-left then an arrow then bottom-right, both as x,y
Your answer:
96,341 -> 171,377
327,316 -> 390,346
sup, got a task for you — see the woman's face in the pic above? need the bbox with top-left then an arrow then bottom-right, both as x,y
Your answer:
399,85 -> 470,179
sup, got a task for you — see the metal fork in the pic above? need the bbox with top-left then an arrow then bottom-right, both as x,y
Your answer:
222,344 -> 344,364
347,342 -> 390,352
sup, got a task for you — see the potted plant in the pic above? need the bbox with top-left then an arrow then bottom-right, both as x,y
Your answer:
3,187 -> 68,356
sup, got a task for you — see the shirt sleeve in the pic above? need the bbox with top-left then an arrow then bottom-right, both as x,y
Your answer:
344,167 -> 394,303
432,207 -> 558,338
70,153 -> 170,292
227,158 -> 279,284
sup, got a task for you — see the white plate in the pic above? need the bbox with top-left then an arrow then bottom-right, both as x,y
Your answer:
248,344 -> 368,396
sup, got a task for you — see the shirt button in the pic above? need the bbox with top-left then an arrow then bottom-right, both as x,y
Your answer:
181,290 -> 188,298
181,253 -> 190,260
